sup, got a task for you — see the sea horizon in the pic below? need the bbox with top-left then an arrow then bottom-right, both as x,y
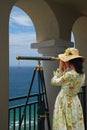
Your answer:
9,66 -> 38,99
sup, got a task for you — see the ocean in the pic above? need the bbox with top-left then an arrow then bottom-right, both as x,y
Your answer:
9,66 -> 38,98
9,66 -> 39,129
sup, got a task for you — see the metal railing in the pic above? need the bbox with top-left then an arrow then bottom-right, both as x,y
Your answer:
9,86 -> 86,130
9,93 -> 39,130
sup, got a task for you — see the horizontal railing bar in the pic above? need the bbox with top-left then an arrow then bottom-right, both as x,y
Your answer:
9,101 -> 38,110
9,95 -> 28,101
9,92 -> 44,102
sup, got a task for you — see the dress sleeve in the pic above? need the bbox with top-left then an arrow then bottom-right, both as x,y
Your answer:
51,69 -> 74,87
51,68 -> 64,86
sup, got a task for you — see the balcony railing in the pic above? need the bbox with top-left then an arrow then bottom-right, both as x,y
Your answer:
9,86 -> 87,130
9,93 -> 39,130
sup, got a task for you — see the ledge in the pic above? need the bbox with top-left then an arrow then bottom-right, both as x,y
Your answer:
31,39 -> 74,49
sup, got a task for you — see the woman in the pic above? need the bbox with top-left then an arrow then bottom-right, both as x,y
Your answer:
51,48 -> 85,130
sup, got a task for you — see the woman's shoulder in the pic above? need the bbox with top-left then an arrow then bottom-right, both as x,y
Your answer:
65,69 -> 85,79
65,69 -> 79,78
65,69 -> 76,74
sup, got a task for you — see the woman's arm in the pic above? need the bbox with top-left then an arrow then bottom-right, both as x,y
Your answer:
51,60 -> 66,86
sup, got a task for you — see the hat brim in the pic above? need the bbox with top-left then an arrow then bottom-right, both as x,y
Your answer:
58,54 -> 85,62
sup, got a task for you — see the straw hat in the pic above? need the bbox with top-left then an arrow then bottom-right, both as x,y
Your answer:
58,48 -> 85,62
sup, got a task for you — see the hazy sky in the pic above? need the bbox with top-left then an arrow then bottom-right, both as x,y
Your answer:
9,6 -> 41,67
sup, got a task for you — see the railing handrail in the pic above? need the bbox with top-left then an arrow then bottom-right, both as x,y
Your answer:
9,101 -> 38,110
9,93 -> 40,102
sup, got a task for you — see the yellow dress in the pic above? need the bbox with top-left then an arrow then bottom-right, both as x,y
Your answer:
51,69 -> 85,130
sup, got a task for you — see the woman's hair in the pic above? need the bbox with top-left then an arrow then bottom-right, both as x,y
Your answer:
69,58 -> 84,74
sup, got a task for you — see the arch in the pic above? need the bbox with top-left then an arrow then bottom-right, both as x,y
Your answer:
15,0 -> 59,42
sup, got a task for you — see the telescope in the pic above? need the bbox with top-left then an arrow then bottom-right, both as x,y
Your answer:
16,56 -> 59,61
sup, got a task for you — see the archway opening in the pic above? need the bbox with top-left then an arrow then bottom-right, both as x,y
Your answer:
9,6 -> 41,98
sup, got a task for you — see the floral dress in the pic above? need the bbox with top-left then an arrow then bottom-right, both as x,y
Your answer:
51,69 -> 85,130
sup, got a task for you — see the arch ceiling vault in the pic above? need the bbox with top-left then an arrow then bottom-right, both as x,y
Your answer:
15,0 -> 87,42
52,0 -> 87,16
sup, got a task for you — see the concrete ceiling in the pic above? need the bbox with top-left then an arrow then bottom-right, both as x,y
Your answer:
46,0 -> 87,16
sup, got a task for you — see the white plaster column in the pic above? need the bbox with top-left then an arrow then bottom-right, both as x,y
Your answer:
31,39 -> 73,129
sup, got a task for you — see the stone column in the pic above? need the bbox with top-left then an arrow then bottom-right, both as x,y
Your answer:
0,2 -> 10,130
31,39 -> 73,129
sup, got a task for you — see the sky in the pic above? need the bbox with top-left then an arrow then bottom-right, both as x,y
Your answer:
9,6 -> 42,67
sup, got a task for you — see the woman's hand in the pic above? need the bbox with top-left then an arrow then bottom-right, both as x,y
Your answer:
59,60 -> 65,71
